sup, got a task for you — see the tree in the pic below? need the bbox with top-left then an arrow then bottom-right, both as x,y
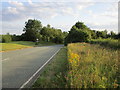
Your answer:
75,21 -> 89,29
23,19 -> 42,41
40,25 -> 64,43
64,22 -> 89,46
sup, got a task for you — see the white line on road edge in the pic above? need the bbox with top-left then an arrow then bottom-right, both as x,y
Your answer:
19,48 -> 62,89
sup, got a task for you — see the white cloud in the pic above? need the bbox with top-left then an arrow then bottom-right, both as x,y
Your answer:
9,1 -> 23,7
28,0 -> 33,5
76,2 -> 94,10
7,7 -> 19,14
2,1 -> 118,34
3,2 -> 89,21
9,1 -> 25,11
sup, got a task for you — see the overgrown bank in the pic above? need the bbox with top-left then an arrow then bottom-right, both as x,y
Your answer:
67,43 -> 119,88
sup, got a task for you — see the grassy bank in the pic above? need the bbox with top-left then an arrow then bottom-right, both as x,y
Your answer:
0,41 -> 58,52
32,47 -> 68,88
0,41 -> 35,52
0,43 -> 32,52
67,43 -> 119,88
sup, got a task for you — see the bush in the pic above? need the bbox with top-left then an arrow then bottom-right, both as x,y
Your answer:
2,35 -> 12,43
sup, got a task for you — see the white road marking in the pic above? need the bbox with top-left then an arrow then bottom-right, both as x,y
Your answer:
2,58 -> 9,61
19,48 -> 61,89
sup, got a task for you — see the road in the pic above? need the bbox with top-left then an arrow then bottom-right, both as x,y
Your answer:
2,45 -> 63,88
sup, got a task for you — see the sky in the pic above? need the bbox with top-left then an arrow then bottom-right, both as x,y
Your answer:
0,0 -> 119,35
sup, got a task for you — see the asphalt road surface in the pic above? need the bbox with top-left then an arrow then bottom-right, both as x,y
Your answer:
2,45 -> 63,88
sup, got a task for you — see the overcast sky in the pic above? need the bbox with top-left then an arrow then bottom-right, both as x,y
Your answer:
1,0 -> 119,35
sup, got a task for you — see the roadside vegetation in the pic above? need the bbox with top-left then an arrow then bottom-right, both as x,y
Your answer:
89,38 -> 120,49
67,43 -> 119,88
32,47 -> 68,88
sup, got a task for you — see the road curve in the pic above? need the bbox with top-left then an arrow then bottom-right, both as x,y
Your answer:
2,45 -> 63,88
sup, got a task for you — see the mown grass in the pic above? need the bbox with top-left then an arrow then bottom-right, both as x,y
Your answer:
0,43 -> 32,52
89,38 -> 120,49
32,47 -> 68,88
0,41 -> 35,52
67,43 -> 119,88
0,41 -> 58,52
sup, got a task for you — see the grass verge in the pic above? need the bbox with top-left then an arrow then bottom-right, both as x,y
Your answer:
0,43 -> 32,52
0,41 -> 58,52
32,47 -> 68,88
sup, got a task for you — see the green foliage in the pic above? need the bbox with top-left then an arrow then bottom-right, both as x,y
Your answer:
40,26 -> 65,44
23,19 -> 42,42
22,20 -> 66,44
75,21 -> 89,29
96,30 -> 107,38
64,21 -> 119,46
2,35 -> 12,43
89,38 -> 120,49
64,22 -> 90,46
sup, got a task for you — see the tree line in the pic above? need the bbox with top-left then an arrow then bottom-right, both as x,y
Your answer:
1,19 -> 119,44
64,21 -> 120,45
1,19 -> 68,43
